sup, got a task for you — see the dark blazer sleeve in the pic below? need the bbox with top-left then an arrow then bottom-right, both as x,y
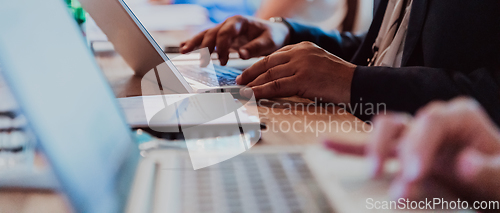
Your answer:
285,19 -> 365,61
350,65 -> 500,126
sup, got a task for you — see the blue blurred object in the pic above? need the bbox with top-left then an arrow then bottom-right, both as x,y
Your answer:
173,0 -> 261,23
133,129 -> 154,144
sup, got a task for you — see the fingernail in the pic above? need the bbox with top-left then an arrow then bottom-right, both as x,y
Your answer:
221,59 -> 228,66
457,149 -> 484,182
402,155 -> 421,181
239,49 -> 249,59
180,46 -> 187,53
235,75 -> 242,84
240,87 -> 253,98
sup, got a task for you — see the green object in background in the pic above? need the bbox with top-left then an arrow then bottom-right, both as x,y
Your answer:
65,0 -> 86,26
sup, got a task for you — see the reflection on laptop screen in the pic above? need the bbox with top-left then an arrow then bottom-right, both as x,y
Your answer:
0,0 -> 138,212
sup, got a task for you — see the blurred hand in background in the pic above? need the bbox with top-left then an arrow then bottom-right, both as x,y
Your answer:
325,97 -> 500,202
180,15 -> 290,66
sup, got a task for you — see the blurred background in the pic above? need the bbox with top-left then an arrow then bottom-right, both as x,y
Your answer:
143,0 -> 373,32
85,0 -> 374,51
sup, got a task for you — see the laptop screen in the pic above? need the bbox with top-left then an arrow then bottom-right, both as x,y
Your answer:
0,0 -> 138,212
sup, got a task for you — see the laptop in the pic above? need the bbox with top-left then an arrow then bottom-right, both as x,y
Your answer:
79,0 -> 244,94
0,0 -> 337,212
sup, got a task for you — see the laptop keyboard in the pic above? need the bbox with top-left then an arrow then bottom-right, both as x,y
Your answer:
0,112 -> 23,153
176,153 -> 333,213
0,111 -> 33,168
176,64 -> 241,87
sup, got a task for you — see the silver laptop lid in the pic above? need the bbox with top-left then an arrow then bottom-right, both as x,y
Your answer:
0,0 -> 139,212
79,0 -> 193,93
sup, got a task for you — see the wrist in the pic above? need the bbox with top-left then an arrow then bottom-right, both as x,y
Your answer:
341,65 -> 356,104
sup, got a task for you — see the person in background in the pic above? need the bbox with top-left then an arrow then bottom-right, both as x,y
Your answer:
256,0 -> 372,33
325,97 -> 500,202
180,0 -> 500,125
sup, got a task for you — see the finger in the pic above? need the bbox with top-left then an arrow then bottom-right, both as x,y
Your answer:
414,99 -> 446,117
199,28 -> 219,54
390,98 -> 500,200
216,18 -> 245,66
367,113 -> 411,178
447,97 -> 500,154
180,30 -> 207,54
396,102 -> 448,185
245,76 -> 298,99
456,148 -> 489,184
238,33 -> 274,59
236,52 -> 290,85
238,28 -> 297,59
456,149 -> 500,200
384,102 -> 449,200
392,99 -> 488,198
246,64 -> 294,87
323,139 -> 366,156
275,44 -> 295,53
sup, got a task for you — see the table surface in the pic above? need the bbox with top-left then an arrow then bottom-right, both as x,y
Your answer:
0,30 -> 368,213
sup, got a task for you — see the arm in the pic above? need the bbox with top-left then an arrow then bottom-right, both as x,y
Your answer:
285,19 -> 366,61
180,16 -> 290,66
350,65 -> 500,126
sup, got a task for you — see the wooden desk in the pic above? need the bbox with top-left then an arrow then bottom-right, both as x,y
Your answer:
95,49 -> 370,145
0,33 -> 368,213
0,189 -> 69,213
